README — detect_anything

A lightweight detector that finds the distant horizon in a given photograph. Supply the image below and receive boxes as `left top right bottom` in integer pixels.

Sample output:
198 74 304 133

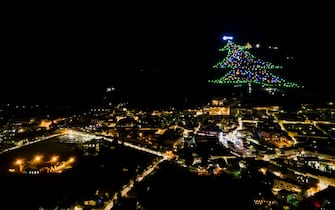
1 83 334 110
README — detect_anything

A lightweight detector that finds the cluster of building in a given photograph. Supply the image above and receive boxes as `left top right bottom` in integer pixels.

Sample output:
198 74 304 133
1 95 335 209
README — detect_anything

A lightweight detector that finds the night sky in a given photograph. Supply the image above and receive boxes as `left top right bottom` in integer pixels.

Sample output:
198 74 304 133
0 1 332 107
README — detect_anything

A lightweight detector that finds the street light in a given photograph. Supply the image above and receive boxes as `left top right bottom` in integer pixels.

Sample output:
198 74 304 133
15 159 23 165
50 156 59 162
69 157 75 163
34 155 42 163
15 159 24 173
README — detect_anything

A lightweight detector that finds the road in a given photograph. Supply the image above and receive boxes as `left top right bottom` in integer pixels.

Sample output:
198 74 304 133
104 157 167 210
0 133 62 155
65 129 169 158
65 129 171 210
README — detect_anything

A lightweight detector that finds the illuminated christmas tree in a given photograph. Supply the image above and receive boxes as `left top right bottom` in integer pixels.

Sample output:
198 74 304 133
208 38 303 92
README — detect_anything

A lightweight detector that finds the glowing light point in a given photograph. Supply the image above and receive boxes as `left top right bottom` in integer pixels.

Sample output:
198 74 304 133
222 35 234 41
51 156 59 162
69 157 75 163
16 159 23 165
34 155 42 162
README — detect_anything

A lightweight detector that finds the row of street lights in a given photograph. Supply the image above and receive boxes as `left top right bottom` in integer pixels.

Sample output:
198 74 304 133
15 155 59 166
13 155 75 173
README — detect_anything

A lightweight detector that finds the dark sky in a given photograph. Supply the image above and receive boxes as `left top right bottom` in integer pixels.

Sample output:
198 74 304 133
0 1 332 106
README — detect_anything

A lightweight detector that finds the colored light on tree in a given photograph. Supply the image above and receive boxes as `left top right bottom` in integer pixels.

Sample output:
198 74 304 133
208 40 303 89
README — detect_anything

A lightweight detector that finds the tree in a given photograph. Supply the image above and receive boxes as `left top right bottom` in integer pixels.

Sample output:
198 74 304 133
208 40 303 92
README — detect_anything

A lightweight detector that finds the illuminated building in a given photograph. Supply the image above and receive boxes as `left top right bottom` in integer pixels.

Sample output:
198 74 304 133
208 107 230 116
203 98 231 116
